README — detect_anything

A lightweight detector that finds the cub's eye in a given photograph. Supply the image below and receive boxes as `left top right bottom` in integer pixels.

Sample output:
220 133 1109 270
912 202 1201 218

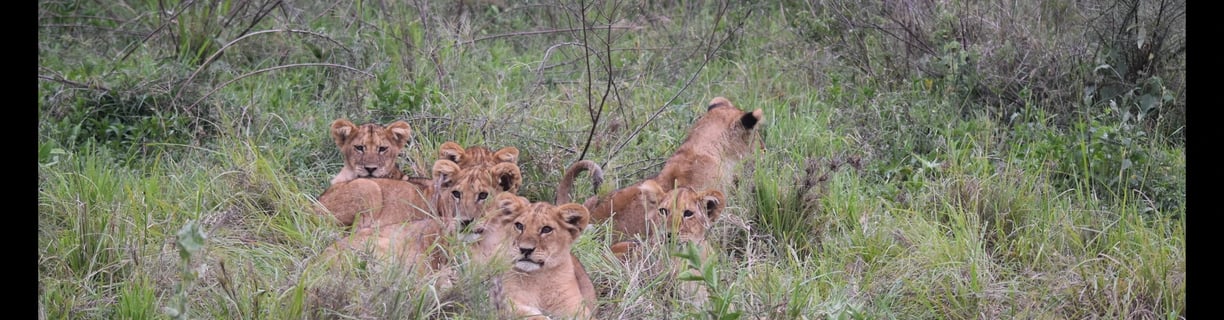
478 192 489 201
541 226 553 234
683 210 695 218
658 208 670 216
378 146 388 153
451 191 461 198
514 222 524 231
354 145 364 152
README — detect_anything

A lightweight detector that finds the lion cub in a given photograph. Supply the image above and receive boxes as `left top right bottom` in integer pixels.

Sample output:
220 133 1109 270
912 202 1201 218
326 118 413 185
438 141 520 169
316 118 428 227
314 122 523 275
609 186 725 258
584 96 761 242
473 193 597 320
430 141 526 232
609 186 726 306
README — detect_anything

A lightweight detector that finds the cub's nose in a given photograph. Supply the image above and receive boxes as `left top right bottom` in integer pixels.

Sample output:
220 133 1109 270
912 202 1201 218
519 247 535 256
364 167 377 175
460 219 473 231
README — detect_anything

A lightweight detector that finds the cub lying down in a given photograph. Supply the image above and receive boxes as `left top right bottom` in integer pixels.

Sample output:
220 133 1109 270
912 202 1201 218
471 192 597 320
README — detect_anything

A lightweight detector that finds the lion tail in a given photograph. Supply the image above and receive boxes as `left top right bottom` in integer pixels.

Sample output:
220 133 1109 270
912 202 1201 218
555 160 604 204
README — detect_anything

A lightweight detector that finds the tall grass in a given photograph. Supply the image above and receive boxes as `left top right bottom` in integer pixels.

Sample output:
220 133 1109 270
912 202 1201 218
38 0 1183 319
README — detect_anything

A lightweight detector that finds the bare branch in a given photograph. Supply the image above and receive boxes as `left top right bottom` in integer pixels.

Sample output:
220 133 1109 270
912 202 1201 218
604 1 750 166
111 0 199 70
38 74 111 92
455 24 640 46
175 28 354 102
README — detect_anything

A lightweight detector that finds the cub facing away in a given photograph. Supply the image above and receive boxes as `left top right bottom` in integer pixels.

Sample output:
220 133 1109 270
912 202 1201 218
585 96 762 241
474 192 597 320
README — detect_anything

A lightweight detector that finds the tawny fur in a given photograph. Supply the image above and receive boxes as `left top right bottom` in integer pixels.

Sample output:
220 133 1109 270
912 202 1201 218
474 193 597 320
315 131 542 289
554 160 605 204
583 96 762 242
610 186 726 307
438 141 520 169
327 119 413 185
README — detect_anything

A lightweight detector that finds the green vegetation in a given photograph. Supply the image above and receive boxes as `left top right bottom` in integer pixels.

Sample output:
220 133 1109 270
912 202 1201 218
38 0 1184 318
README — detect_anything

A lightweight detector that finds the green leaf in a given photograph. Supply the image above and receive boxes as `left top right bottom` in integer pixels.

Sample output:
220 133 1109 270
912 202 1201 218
719 312 742 320
679 266 705 280
176 220 206 260
1139 94 1160 114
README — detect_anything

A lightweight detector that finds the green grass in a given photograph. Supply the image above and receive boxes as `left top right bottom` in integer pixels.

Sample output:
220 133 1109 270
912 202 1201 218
38 0 1184 319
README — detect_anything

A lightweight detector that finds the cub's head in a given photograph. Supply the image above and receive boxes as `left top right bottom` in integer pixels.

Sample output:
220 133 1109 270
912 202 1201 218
467 192 531 264
330 118 412 180
432 160 523 232
652 187 725 245
438 141 520 168
507 200 590 273
687 97 765 157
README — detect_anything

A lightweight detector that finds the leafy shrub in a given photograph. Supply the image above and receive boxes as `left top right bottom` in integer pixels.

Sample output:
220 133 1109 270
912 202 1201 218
47 91 216 159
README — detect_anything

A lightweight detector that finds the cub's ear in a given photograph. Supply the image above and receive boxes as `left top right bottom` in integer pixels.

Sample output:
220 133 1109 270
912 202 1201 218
637 179 665 207
707 96 733 111
699 190 726 223
495 192 526 216
330 119 357 147
432 160 461 189
740 108 763 130
385 121 413 146
494 146 520 164
438 142 466 164
491 162 523 193
556 203 591 236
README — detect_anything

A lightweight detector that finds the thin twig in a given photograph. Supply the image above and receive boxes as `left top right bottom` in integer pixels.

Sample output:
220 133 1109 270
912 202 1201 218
455 25 640 46
578 0 600 161
112 0 198 71
585 0 622 161
38 74 111 92
38 24 147 36
507 131 579 155
536 42 584 82
236 0 283 37
185 63 373 113
604 2 750 166
175 28 354 102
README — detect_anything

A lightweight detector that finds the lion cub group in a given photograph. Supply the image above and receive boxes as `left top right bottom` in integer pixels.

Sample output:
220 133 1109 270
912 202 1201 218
314 97 763 319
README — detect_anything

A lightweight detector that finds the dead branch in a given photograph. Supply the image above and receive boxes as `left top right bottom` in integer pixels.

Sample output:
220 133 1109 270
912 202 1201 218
455 24 641 46
604 1 750 167
176 28 354 102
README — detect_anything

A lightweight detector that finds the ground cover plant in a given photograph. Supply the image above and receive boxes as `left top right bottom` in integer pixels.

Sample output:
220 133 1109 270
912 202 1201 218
38 0 1184 318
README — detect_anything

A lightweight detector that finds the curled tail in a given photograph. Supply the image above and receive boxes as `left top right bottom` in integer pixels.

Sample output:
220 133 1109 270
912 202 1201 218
555 160 604 204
